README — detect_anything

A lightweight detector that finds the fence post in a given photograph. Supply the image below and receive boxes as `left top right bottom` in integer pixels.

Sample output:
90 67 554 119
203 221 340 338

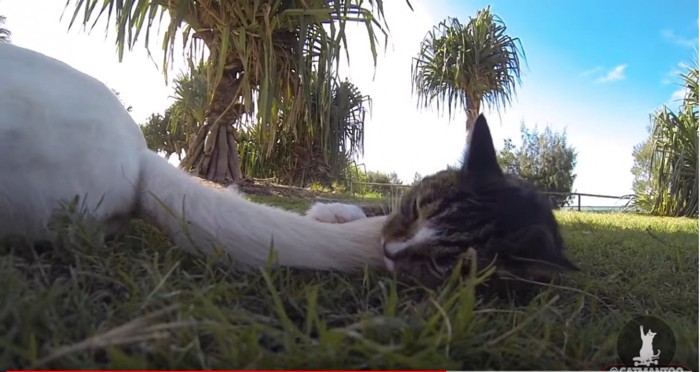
577 194 581 211
350 182 354 196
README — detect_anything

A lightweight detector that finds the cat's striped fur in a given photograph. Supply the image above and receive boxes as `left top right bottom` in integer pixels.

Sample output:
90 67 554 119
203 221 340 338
309 115 580 291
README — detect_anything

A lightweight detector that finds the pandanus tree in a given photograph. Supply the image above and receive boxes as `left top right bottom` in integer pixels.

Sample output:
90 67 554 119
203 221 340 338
325 77 370 181
139 63 207 162
411 6 525 142
239 71 371 186
646 59 699 217
65 0 411 184
0 15 11 43
141 61 370 186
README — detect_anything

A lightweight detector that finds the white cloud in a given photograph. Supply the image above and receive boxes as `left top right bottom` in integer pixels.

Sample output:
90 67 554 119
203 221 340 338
661 66 682 85
670 88 687 101
580 66 603 77
595 64 628 84
661 29 699 48
665 87 688 110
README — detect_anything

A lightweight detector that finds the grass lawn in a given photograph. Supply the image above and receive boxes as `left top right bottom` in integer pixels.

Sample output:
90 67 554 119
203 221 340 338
1 194 697 370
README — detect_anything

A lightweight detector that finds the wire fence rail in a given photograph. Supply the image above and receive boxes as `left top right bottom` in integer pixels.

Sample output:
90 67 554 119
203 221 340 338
348 181 636 213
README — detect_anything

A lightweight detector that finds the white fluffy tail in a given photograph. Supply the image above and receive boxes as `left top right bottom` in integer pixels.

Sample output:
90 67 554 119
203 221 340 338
135 150 386 271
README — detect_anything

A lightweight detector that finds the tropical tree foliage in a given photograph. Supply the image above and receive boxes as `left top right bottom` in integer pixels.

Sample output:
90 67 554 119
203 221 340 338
497 123 578 209
345 167 403 195
169 62 210 139
65 0 410 184
138 64 207 162
239 73 372 186
141 108 189 161
633 60 698 217
366 170 402 186
411 6 525 141
630 125 658 212
141 63 371 186
0 15 11 43
411 172 424 185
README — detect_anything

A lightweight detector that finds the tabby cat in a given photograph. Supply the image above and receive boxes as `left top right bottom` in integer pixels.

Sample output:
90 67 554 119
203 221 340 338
309 114 580 290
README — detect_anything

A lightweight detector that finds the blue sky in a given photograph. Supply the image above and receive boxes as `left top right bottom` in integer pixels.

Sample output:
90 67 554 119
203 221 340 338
2 0 698 206
457 0 698 112
336 0 698 203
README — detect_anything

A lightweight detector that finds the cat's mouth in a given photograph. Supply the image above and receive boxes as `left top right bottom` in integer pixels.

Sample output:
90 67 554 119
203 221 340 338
380 245 454 289
381 238 417 272
381 226 440 272
382 239 412 258
381 238 434 274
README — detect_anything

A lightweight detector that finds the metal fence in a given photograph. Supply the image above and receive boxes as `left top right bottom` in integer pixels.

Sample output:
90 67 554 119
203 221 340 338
349 181 636 213
541 191 635 212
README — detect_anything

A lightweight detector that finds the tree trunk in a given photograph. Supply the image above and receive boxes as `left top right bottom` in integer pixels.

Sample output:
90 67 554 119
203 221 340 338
179 71 244 185
465 95 482 145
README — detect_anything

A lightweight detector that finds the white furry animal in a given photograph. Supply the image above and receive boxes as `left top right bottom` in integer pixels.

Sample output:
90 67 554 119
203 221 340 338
0 43 387 272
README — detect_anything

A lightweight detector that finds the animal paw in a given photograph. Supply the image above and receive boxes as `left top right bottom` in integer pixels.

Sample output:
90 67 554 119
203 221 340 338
305 202 367 224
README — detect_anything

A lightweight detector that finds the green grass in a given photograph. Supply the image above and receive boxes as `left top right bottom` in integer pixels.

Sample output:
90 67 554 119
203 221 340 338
1 195 697 370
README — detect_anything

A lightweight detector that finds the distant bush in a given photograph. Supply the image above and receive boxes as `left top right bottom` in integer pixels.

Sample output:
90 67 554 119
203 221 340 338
343 164 403 196
497 123 578 209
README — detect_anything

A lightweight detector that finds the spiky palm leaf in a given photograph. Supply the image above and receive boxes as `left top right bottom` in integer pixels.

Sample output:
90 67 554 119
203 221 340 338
169 62 209 138
64 0 408 183
330 80 369 156
241 71 370 186
411 6 524 136
0 15 11 43
648 59 699 217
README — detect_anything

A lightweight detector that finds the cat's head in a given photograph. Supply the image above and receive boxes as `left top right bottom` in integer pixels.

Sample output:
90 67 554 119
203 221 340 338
644 328 657 338
381 114 579 290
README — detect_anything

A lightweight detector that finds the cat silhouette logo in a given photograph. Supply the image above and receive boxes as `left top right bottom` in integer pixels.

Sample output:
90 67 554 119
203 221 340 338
603 315 692 371
633 325 660 366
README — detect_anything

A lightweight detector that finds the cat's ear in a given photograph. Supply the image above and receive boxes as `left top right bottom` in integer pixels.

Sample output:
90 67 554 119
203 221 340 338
459 114 504 189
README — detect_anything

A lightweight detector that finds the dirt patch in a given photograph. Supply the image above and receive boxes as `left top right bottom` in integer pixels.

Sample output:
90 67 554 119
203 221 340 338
237 180 321 198
193 177 229 192
193 177 321 198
